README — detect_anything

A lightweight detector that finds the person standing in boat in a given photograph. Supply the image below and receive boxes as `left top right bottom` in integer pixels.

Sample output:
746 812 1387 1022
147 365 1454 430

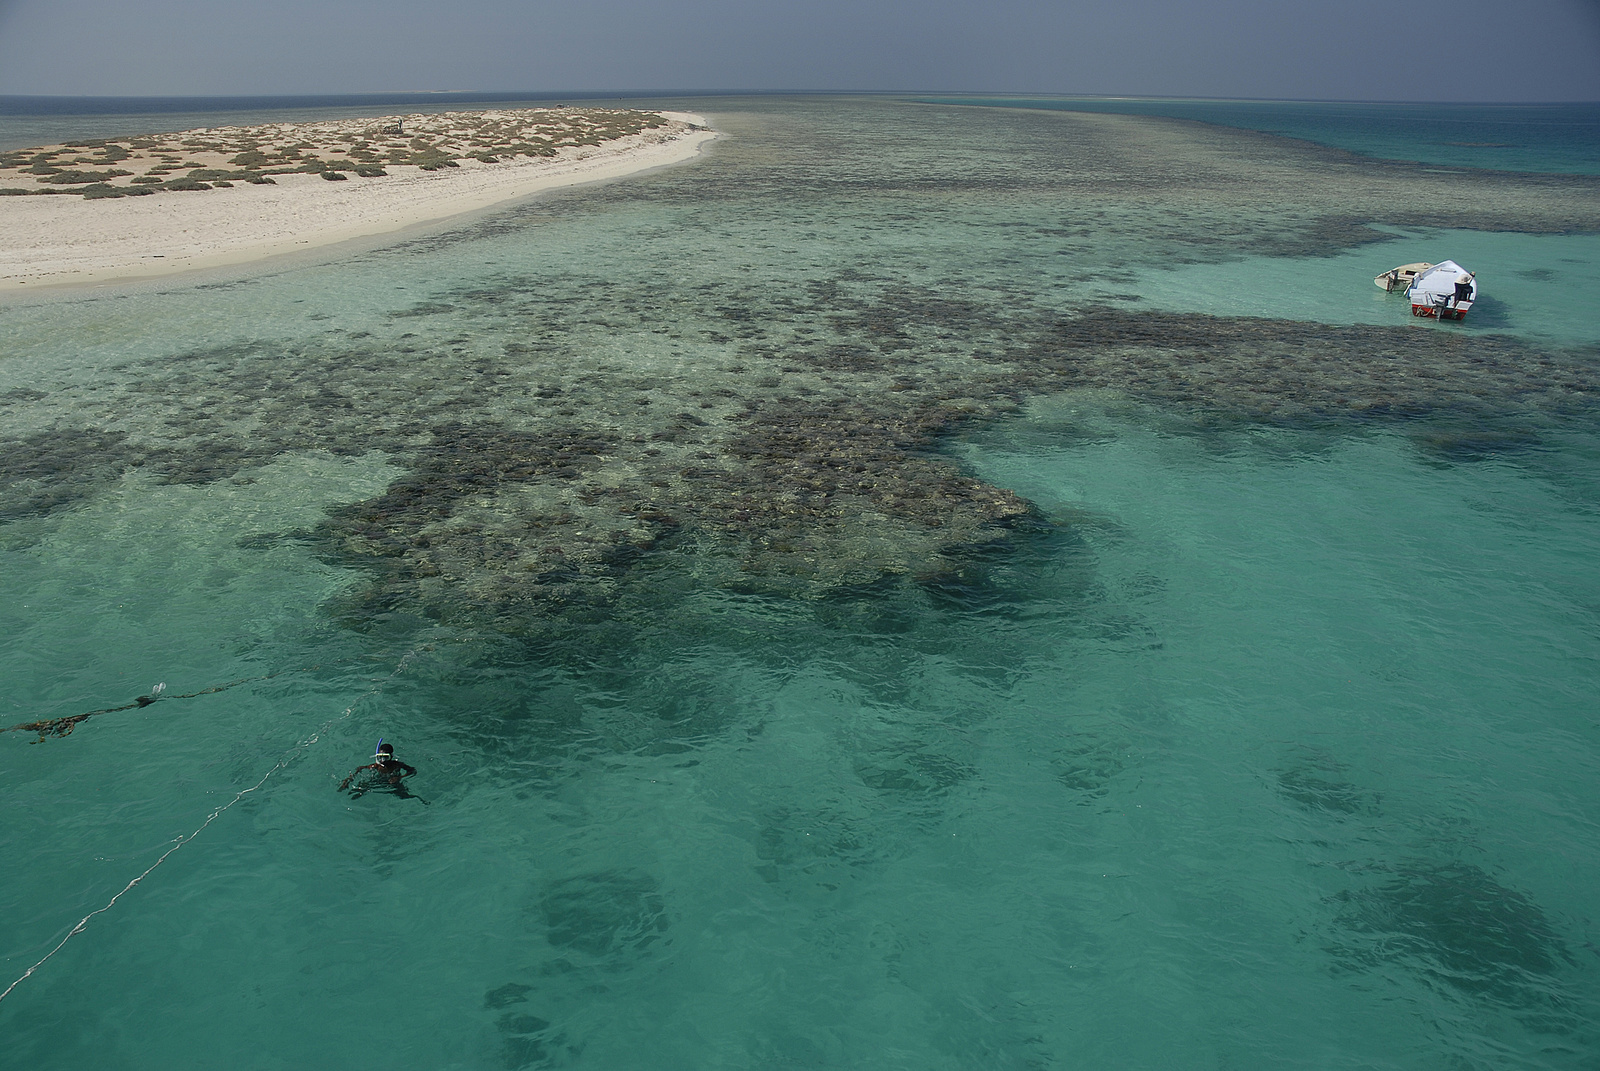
1453 272 1474 307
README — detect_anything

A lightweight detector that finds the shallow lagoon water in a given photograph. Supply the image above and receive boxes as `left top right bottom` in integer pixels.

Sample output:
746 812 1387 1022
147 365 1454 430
3 96 1599 1069
1120 228 1600 345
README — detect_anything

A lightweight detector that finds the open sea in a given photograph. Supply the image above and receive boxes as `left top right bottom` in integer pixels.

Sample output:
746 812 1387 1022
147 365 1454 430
2 94 1599 1069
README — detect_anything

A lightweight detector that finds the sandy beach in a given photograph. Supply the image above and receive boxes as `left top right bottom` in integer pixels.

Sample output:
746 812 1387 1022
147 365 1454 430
0 110 714 290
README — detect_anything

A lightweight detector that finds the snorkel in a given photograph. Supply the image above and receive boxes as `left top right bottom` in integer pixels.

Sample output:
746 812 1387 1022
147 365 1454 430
373 737 386 760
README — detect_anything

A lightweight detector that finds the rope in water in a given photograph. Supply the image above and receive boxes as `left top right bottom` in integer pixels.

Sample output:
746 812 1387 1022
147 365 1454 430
3 673 293 740
0 649 424 1006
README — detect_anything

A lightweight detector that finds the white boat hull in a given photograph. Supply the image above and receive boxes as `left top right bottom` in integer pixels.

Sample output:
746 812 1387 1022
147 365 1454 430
1405 259 1476 321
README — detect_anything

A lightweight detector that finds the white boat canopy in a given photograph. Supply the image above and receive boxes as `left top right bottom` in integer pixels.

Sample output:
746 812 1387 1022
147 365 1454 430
1407 260 1476 304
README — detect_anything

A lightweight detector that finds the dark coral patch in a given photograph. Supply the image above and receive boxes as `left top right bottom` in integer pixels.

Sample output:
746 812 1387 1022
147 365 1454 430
1328 861 1575 1008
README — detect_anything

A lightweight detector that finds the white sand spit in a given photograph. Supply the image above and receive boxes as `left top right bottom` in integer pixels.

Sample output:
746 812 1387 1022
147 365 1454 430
0 111 715 290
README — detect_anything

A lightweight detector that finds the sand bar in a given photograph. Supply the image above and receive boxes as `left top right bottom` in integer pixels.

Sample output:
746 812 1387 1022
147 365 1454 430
0 110 715 290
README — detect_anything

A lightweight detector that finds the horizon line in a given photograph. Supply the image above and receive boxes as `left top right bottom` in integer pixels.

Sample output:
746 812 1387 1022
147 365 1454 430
1 89 1598 109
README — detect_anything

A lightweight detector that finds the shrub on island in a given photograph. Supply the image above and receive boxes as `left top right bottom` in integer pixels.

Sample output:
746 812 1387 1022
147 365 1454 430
38 169 135 184
0 108 684 199
80 182 153 198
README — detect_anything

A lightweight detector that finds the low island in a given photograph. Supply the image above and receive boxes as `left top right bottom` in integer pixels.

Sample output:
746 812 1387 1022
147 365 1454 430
0 107 715 289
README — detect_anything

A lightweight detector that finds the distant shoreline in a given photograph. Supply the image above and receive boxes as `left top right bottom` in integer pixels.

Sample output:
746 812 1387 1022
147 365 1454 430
0 110 716 292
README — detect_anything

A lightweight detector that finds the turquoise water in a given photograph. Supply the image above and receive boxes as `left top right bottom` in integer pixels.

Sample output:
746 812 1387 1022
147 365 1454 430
3 96 1600 1068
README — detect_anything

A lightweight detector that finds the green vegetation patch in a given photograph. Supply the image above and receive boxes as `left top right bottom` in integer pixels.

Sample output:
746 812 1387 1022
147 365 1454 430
38 169 134 185
0 108 685 199
80 182 154 199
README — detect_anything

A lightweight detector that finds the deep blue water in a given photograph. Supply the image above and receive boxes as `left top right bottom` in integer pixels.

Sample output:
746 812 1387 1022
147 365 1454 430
0 91 640 116
0 91 696 151
916 96 1600 175
9 91 1599 175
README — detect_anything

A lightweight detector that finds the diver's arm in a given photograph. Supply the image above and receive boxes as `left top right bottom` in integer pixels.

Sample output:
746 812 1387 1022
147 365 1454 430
338 762 377 790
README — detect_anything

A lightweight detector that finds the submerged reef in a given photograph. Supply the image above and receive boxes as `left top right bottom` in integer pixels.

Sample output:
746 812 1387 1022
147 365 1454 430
3 100 1598 634
1327 860 1577 1015
5 292 1592 635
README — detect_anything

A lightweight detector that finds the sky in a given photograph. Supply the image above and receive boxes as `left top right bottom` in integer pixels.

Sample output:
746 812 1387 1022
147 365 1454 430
0 0 1597 102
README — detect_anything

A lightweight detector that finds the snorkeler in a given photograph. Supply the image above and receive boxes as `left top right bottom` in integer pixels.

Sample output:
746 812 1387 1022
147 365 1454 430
339 739 425 802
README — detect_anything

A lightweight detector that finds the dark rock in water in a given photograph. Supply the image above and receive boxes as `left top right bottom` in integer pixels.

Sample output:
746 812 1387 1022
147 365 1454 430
484 982 534 1009
1276 768 1369 816
1327 860 1575 1008
1274 747 1377 816
855 746 976 798
1054 730 1138 802
0 428 135 521
1001 306 1596 427
755 804 876 888
496 1011 562 1070
540 870 669 959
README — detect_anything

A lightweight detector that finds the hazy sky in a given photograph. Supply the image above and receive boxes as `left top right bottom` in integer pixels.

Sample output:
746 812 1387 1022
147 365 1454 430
0 0 1597 101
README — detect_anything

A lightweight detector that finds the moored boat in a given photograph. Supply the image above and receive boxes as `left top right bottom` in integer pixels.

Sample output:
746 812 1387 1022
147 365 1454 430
1406 260 1477 320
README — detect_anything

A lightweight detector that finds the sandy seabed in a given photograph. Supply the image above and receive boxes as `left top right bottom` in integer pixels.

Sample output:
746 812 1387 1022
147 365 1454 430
0 112 714 291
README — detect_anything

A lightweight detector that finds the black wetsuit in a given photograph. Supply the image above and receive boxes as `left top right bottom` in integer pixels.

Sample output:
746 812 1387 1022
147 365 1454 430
340 757 422 801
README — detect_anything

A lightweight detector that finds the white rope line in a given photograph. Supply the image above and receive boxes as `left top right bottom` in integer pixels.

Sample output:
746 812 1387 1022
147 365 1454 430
0 763 279 1003
0 651 420 1005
